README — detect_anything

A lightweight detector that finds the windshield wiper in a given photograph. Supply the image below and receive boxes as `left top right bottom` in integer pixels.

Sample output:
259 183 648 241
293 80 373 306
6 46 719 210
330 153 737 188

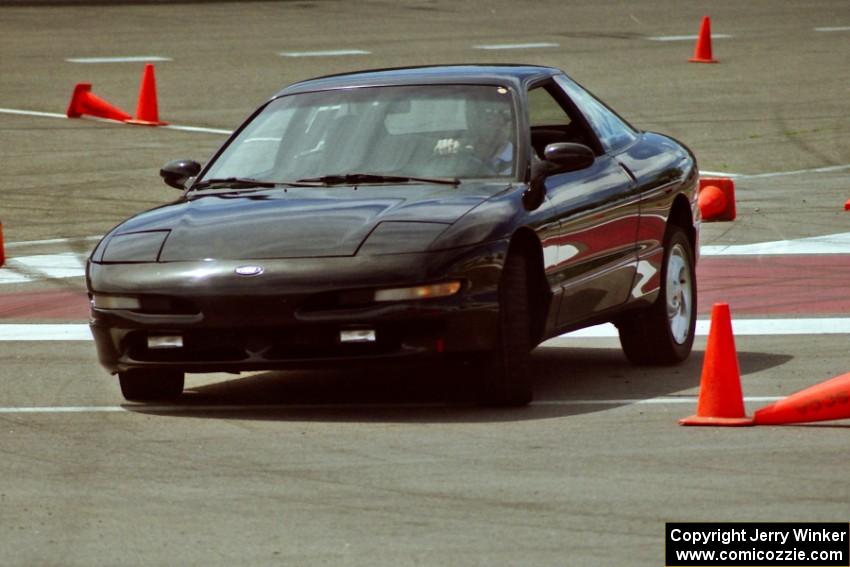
192 177 322 191
192 177 277 190
296 173 460 186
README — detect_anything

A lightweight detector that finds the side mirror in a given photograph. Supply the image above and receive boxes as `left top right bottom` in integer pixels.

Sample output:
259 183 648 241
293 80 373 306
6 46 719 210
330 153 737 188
525 143 595 210
542 142 595 173
531 142 595 183
160 159 201 190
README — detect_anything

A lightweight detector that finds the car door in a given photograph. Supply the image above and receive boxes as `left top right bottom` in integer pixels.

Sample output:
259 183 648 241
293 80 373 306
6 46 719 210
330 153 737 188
528 79 641 326
555 74 694 303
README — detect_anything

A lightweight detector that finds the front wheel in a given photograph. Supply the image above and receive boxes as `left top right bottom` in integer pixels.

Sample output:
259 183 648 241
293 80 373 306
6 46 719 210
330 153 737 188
618 227 696 365
478 251 534 406
118 369 185 402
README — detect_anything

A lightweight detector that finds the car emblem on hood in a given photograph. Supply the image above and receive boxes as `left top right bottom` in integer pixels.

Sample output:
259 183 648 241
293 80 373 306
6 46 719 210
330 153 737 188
235 265 264 276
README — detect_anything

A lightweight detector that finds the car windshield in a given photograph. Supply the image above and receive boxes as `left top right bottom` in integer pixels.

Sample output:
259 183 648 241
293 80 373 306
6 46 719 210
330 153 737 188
199 84 517 186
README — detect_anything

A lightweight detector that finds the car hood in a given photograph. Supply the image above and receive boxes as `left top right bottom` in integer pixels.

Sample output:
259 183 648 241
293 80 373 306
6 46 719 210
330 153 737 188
105 182 511 261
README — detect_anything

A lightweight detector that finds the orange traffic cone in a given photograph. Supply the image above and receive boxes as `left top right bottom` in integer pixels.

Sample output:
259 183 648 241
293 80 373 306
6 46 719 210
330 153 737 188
754 372 850 425
0 221 5 267
699 177 736 221
698 185 727 220
680 303 753 426
66 83 132 121
126 64 167 126
689 16 718 63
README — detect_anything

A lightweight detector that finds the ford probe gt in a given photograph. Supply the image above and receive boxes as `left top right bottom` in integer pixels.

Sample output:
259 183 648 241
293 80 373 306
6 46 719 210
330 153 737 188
87 65 700 405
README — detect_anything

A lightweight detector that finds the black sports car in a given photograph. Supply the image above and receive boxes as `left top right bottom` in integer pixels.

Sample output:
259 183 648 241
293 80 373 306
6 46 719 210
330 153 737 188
87 64 700 406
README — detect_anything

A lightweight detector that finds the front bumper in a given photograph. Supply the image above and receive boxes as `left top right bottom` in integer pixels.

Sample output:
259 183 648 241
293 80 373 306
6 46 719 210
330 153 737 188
88 243 507 373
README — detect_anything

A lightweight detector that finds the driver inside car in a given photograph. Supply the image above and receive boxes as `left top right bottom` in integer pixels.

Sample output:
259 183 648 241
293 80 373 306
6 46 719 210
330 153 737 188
432 98 514 176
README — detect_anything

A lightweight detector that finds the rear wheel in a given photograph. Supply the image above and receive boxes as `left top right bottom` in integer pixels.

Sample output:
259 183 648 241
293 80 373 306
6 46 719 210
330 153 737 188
479 251 534 406
118 369 184 402
618 226 696 365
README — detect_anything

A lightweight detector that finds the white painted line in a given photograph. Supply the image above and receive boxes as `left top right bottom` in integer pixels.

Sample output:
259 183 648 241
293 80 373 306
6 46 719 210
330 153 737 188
0 253 87 285
0 325 92 341
737 163 850 179
0 406 125 414
0 403 445 414
473 42 560 50
701 163 850 180
0 396 785 414
0 272 45 286
0 107 67 119
0 108 120 125
162 124 232 135
646 34 732 41
5 235 102 249
65 56 173 64
4 318 850 342
279 49 371 57
814 26 850 32
701 232 850 256
0 108 230 135
558 318 850 339
3 104 848 184
3 105 847 183
699 169 740 178
700 163 850 180
731 318 850 336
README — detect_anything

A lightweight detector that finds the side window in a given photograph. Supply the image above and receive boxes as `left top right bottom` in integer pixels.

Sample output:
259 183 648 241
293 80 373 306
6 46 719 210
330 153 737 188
527 85 593 158
553 75 637 153
528 87 572 127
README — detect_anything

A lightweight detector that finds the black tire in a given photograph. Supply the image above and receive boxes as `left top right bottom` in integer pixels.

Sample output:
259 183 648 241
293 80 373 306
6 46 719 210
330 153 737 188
479 251 534 406
618 226 696 365
118 369 185 402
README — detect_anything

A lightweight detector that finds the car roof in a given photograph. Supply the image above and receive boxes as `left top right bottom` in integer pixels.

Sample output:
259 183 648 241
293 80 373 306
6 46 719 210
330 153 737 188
275 64 562 96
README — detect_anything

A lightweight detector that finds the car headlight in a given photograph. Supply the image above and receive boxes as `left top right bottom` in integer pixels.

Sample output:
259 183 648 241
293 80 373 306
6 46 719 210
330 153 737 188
91 294 141 310
358 222 450 255
98 230 170 263
373 281 462 302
